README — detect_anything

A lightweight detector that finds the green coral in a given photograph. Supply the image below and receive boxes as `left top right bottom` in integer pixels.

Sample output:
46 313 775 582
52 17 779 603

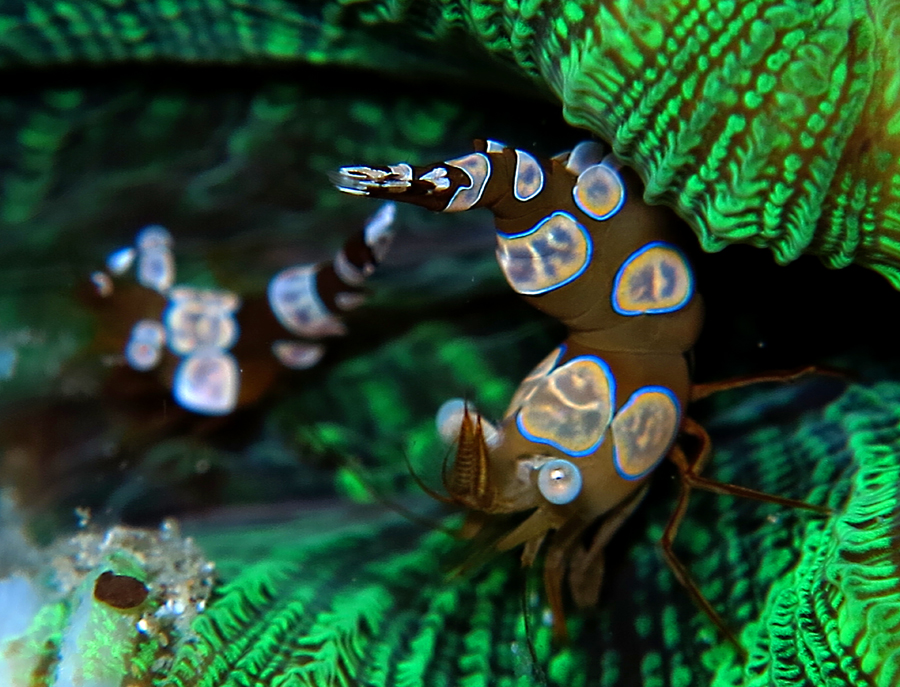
0 0 446 74
396 0 900 287
0 2 899 686
4 1 900 284
165 510 553 687
732 384 900 686
127 379 897 686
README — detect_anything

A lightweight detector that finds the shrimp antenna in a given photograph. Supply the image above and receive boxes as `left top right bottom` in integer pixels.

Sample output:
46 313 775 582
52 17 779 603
338 455 459 537
402 445 457 506
519 564 550 686
690 364 848 402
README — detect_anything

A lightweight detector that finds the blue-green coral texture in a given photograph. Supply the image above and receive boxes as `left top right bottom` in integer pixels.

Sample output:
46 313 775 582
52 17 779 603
151 379 899 687
0 1 899 686
3 0 900 285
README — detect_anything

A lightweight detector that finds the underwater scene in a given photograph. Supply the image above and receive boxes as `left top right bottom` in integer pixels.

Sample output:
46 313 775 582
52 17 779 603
1 2 899 685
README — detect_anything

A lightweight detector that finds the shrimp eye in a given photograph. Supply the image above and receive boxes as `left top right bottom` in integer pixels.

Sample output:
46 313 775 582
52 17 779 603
537 459 582 505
